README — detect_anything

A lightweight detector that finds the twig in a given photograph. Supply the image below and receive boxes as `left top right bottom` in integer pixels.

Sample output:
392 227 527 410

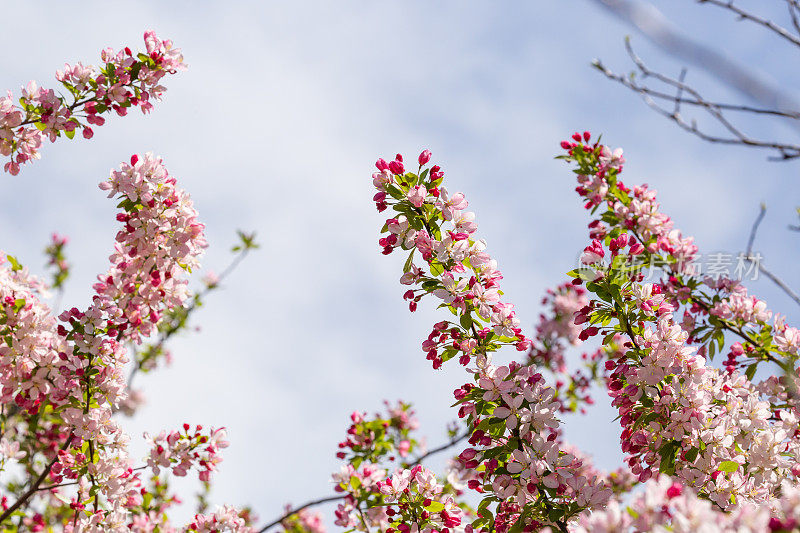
673 67 687 117
590 0 800 116
787 0 800 37
126 246 252 389
257 496 344 533
592 40 800 160
34 466 148 493
0 435 73 525
743 204 800 307
256 430 470 532
697 0 800 48
593 64 800 118
745 203 767 255
406 430 469 467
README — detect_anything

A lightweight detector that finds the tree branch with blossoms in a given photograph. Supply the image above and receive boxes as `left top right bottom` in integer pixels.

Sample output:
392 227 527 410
0 34 257 532
0 31 184 175
125 229 259 393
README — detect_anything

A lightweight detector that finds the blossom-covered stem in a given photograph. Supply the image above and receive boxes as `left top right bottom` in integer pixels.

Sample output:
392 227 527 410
563 132 800 506
257 496 345 533
0 434 73 525
612 297 642 353
623 222 786 371
34 465 147 493
1 31 185 175
126 232 256 388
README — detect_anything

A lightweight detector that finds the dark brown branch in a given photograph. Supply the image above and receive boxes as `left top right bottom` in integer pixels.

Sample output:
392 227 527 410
406 430 469 468
257 496 344 533
256 430 469 532
0 435 73 525
697 0 800 48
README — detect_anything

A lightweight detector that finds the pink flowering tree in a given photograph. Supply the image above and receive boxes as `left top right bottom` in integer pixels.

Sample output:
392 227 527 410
268 138 800 533
3 30 800 533
0 32 259 532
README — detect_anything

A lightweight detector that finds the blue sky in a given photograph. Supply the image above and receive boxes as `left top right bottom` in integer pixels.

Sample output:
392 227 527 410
0 1 798 526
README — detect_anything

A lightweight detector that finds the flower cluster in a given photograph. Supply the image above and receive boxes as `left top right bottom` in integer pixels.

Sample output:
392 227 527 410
377 465 463 533
526 283 609 414
0 255 66 414
332 461 391 530
562 133 800 510
375 151 616 532
186 504 254 533
336 400 421 465
94 152 207 343
574 475 800 532
324 393 480 532
373 152 529 370
280 506 326 533
454 358 612 531
145 425 229 482
1 31 184 175
0 38 263 532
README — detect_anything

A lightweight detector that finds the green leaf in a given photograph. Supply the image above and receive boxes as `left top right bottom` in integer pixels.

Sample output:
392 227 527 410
718 461 739 473
403 249 415 273
65 128 75 140
425 501 444 513
460 313 473 330
508 517 524 533
6 255 22 271
684 447 700 462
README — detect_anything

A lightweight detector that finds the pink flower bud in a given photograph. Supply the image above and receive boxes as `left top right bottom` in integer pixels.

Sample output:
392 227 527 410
418 149 432 166
388 160 404 175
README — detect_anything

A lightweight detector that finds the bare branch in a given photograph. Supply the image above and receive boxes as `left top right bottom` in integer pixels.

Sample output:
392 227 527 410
592 40 800 160
745 203 767 256
255 430 470 532
126 244 253 389
743 204 800 307
786 0 800 37
0 436 74 525
673 67 687 116
595 65 800 118
257 495 345 533
697 0 800 48
405 430 469 468
590 0 800 121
